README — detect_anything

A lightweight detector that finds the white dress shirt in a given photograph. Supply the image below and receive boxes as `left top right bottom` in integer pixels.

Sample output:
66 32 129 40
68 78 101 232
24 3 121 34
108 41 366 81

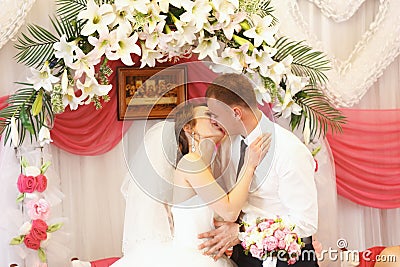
221 113 318 238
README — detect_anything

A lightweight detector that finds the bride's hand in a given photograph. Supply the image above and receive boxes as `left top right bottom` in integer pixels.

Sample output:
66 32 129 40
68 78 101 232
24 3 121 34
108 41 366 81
247 133 271 169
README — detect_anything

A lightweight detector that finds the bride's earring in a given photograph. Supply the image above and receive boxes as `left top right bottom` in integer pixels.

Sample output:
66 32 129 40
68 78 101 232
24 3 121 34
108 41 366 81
191 131 196 152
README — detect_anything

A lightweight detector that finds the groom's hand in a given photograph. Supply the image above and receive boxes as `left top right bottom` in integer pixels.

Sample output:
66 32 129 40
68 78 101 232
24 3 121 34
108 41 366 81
197 219 240 261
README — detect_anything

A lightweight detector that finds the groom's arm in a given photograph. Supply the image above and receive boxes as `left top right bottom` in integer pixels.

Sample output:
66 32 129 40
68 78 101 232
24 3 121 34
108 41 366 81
197 220 240 260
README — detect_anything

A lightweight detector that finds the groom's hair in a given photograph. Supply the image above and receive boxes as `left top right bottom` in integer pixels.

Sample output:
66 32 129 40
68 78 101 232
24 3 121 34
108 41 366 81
205 74 258 110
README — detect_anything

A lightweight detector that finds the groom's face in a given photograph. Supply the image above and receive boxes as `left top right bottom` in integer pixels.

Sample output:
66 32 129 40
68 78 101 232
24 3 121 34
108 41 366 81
206 98 244 136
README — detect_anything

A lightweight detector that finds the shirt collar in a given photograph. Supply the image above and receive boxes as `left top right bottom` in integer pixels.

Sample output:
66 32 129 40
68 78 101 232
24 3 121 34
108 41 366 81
242 113 266 145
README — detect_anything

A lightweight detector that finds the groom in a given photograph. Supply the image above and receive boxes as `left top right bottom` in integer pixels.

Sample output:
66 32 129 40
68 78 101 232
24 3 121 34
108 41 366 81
198 73 319 267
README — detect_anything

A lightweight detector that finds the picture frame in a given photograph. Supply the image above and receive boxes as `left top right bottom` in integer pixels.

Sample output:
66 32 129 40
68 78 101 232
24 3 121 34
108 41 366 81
117 66 187 120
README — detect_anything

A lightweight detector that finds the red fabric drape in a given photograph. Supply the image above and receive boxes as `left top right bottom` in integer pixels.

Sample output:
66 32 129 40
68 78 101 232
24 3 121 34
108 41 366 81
0 95 8 110
327 108 400 209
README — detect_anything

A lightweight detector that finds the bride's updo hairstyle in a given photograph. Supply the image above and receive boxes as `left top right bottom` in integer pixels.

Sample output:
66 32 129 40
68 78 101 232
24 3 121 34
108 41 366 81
174 102 200 163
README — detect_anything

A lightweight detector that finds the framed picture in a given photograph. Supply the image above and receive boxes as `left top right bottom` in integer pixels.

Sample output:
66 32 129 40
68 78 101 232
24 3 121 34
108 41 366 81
117 66 187 120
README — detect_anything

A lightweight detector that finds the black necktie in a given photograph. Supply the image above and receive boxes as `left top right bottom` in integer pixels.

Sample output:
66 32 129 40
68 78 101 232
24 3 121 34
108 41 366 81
236 139 247 181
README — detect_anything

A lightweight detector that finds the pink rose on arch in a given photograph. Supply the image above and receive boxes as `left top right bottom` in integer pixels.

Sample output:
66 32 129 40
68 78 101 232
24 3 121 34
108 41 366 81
263 235 278 251
28 199 50 220
17 174 37 193
274 229 286 240
249 244 264 260
30 219 48 241
35 174 48 193
23 233 41 250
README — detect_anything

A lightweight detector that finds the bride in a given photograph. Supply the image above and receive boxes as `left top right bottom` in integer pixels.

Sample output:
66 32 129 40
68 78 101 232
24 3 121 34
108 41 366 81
111 102 271 267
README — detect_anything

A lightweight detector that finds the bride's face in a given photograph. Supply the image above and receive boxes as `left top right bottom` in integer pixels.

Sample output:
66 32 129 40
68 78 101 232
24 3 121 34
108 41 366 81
192 106 225 143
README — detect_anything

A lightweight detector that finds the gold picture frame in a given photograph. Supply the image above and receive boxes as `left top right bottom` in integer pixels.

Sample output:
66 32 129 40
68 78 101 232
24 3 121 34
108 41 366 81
117 66 187 120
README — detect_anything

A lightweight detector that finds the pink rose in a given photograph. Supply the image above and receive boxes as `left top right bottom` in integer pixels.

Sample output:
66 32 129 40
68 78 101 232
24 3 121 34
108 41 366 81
258 221 271 231
249 244 264 260
23 233 41 250
278 239 286 249
35 175 48 193
263 235 278 251
31 219 48 241
287 257 297 265
274 229 286 240
17 174 37 193
288 242 301 254
28 199 50 220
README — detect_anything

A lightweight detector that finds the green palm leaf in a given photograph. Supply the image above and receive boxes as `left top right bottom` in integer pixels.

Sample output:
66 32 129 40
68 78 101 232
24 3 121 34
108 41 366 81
292 87 345 140
14 24 59 68
56 0 87 21
273 37 330 86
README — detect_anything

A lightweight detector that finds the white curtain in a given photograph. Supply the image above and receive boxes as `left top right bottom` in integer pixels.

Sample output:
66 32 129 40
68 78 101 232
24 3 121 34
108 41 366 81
0 0 399 266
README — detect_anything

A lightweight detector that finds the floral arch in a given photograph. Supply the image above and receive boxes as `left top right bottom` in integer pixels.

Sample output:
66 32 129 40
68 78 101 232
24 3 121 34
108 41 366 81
0 0 345 264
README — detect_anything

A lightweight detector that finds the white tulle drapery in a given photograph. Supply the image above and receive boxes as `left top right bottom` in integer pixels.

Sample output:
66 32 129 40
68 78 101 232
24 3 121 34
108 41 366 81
0 0 399 266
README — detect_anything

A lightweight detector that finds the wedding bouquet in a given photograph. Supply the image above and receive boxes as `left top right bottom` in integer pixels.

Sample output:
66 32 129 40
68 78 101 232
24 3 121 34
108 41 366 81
239 217 304 265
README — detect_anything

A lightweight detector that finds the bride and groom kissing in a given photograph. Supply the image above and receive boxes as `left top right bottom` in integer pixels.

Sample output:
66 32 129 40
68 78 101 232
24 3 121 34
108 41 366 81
111 73 318 267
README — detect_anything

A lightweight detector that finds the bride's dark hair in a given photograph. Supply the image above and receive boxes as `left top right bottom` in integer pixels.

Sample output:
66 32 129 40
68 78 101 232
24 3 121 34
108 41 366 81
174 102 204 164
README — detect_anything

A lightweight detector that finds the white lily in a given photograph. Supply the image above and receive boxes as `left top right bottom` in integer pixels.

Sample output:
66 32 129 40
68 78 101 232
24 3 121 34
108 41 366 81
70 48 101 79
174 20 197 45
10 116 19 147
78 0 116 36
192 32 220 60
139 21 170 50
62 88 81 110
38 125 53 147
247 47 275 77
106 32 141 66
247 72 272 105
146 2 166 33
180 0 212 33
115 0 150 14
303 116 311 145
27 62 60 92
61 70 69 95
212 47 244 73
88 29 118 58
212 0 238 26
158 31 193 61
76 75 112 104
221 12 246 40
111 6 135 34
53 34 78 67
140 45 163 68
157 0 171 12
243 14 278 47
287 73 309 96
272 90 302 118
169 0 193 9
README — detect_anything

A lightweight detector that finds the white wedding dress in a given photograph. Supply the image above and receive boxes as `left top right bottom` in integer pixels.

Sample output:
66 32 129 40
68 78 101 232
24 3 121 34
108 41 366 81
110 195 235 267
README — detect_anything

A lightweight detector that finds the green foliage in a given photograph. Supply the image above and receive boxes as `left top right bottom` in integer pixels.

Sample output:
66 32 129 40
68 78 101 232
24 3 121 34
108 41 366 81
0 86 53 146
9 235 25 245
14 25 59 68
239 0 278 25
292 87 346 139
274 37 331 86
56 0 87 21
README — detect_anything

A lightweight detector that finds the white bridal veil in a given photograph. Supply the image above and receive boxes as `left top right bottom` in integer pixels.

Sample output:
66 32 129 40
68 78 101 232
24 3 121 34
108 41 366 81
120 120 177 254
